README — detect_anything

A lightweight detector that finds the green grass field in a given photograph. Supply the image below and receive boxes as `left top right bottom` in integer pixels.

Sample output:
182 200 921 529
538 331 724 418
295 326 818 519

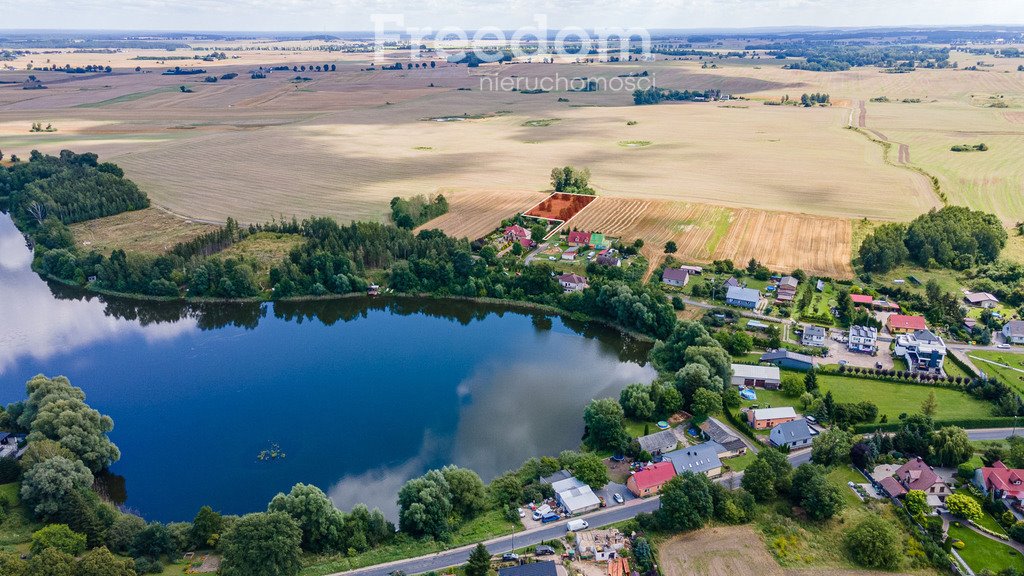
0 482 39 553
948 524 1024 573
739 373 993 422
826 466 866 507
969 351 1024 395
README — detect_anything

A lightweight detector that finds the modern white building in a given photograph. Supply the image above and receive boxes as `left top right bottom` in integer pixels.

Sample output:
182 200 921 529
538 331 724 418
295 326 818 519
848 325 878 354
801 325 826 347
894 329 947 374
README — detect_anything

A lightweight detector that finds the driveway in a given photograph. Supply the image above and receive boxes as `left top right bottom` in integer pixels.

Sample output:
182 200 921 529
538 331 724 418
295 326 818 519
823 333 893 370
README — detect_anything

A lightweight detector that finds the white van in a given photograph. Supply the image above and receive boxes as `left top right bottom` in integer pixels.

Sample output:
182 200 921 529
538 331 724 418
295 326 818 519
532 505 552 520
566 519 589 532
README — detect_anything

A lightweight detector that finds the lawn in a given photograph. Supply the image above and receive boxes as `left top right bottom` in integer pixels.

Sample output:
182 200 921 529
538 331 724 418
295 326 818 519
870 265 963 296
826 466 866 507
722 450 756 472
0 482 40 553
948 524 1024 573
300 508 519 576
969 351 1024 395
816 374 993 421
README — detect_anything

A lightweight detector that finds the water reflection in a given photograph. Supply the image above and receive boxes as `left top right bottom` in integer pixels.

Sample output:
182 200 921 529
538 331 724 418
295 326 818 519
0 213 655 521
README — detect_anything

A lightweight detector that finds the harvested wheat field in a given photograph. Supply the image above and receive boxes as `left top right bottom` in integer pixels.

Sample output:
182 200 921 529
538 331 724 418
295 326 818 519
658 526 918 576
415 189 546 240
67 208 217 255
712 209 854 278
569 197 731 261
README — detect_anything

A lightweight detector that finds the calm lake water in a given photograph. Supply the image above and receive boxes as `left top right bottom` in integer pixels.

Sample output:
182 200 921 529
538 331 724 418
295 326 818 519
0 213 655 522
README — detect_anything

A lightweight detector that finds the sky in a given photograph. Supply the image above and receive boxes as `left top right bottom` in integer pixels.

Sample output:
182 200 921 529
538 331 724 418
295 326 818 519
0 0 1022 33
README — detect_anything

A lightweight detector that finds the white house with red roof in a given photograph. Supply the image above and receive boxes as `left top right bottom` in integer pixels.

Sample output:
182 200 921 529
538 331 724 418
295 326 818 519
558 273 589 292
504 225 531 243
975 461 1024 503
567 231 591 247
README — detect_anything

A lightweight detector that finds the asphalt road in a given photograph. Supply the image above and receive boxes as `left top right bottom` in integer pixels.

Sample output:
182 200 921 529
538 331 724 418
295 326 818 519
331 449 815 576
334 430 1020 576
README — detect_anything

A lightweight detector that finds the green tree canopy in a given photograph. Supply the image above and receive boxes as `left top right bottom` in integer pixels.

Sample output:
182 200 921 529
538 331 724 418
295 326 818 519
844 516 902 570
583 398 628 452
811 428 854 466
465 543 492 576
220 512 303 576
20 456 93 520
30 524 86 556
657 473 714 531
932 426 972 467
945 492 982 521
76 547 136 576
441 466 488 520
397 469 453 540
267 483 345 553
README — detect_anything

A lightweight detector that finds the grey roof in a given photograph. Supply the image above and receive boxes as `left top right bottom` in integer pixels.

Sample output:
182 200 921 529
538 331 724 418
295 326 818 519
779 276 799 288
551 476 586 494
760 349 815 366
558 484 600 512
1005 320 1024 337
662 268 689 283
663 443 723 475
966 292 998 303
699 417 746 453
770 419 813 445
731 363 781 381
803 325 826 338
913 329 942 343
726 285 760 303
725 277 740 287
637 429 679 454
499 562 559 576
540 470 573 485
849 325 877 339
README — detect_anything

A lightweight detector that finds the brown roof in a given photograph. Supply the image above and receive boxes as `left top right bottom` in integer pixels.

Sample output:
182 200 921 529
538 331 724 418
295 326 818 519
896 458 940 491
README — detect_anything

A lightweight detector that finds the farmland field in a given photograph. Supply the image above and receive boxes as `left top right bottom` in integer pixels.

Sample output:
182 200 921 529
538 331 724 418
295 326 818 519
414 189 545 240
524 192 596 221
712 210 854 278
67 207 217 255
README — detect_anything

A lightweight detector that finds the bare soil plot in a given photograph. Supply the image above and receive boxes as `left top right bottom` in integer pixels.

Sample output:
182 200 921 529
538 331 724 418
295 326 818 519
658 526 918 576
712 209 854 278
525 192 596 221
67 208 217 255
415 189 546 240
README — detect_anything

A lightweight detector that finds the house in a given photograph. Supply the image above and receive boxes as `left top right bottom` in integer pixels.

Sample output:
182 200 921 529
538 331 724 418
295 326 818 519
887 457 950 506
801 325 826 347
661 268 689 287
848 325 878 354
850 293 874 308
626 461 676 497
815 279 825 291
698 417 748 457
552 476 601 515
873 299 901 312
965 292 1000 308
747 320 769 330
975 461 1024 503
726 286 760 309
596 254 621 267
636 429 679 456
759 350 815 371
558 273 588 292
504 225 531 243
887 314 928 334
776 276 799 302
680 265 703 275
964 317 978 331
747 406 797 430
590 233 608 249
567 231 591 246
894 330 946 374
576 529 625 561
561 248 578 261
499 562 558 576
731 363 781 390
724 277 741 289
663 442 724 478
769 419 813 449
1004 320 1024 344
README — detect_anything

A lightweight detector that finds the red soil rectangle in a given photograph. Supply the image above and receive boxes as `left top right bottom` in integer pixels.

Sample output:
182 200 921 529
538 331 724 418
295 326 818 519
525 192 596 222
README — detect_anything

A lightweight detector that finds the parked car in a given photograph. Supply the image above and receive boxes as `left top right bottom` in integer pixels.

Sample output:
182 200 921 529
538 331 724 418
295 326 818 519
518 508 526 518
805 415 817 424
532 504 552 520
541 512 560 524
502 553 519 562
998 343 1012 349
613 493 624 504
535 545 555 556
548 256 556 261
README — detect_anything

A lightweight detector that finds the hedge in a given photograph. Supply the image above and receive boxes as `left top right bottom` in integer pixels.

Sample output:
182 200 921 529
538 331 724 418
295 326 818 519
946 351 981 379
724 407 761 443
853 417 1017 434
823 365 967 391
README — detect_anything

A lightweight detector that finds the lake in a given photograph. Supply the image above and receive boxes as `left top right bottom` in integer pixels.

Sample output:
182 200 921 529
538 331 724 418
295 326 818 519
0 213 655 522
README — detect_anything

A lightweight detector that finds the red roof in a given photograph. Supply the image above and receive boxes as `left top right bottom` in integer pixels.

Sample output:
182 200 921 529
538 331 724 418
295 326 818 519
879 476 906 497
981 461 1024 500
896 458 940 491
505 225 530 239
887 314 927 331
567 231 591 244
518 238 534 248
630 462 676 490
850 294 874 305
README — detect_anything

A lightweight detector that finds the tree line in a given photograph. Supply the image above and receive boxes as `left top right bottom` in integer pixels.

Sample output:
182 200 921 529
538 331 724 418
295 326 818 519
632 87 722 105
390 194 449 229
859 206 1007 272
